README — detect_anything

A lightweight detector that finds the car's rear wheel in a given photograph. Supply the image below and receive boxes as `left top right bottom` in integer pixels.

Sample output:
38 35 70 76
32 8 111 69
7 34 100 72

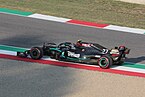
30 47 43 60
98 55 113 69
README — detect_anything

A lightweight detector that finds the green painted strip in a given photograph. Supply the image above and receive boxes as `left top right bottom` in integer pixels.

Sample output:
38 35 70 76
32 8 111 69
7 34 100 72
0 45 27 52
0 8 33 16
122 62 145 69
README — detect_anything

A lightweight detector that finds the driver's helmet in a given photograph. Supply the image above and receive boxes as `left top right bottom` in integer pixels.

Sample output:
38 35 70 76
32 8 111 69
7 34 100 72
76 39 82 46
119 45 126 51
77 39 82 43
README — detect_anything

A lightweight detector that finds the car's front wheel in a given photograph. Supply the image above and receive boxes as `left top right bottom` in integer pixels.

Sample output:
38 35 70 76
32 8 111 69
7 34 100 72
98 55 113 69
30 47 43 60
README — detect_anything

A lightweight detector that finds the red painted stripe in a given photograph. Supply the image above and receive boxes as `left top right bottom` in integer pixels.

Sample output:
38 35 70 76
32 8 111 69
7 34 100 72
67 20 109 28
0 54 145 78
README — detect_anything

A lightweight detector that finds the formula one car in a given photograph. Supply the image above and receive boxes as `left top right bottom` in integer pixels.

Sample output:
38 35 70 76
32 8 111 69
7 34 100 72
17 41 130 69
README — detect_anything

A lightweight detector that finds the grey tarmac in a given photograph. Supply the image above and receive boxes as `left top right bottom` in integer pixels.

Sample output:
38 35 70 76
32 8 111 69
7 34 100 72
0 13 145 64
1 58 145 97
0 13 145 97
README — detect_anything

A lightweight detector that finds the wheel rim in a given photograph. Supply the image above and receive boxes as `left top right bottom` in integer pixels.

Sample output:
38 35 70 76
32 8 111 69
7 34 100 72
31 48 40 58
32 51 38 56
99 57 109 67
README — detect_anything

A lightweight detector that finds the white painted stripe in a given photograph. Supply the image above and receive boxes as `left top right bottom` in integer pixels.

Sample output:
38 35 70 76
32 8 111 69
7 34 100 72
112 66 145 74
0 50 97 67
28 13 71 23
104 25 145 34
41 57 145 72
42 57 54 60
0 50 17 56
42 57 99 67
28 14 145 35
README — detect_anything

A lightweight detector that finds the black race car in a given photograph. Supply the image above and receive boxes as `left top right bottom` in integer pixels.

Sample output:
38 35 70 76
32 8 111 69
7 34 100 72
17 41 130 69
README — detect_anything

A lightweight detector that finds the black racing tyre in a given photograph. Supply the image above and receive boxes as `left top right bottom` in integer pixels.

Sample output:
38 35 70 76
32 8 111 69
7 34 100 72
98 55 113 69
30 47 43 60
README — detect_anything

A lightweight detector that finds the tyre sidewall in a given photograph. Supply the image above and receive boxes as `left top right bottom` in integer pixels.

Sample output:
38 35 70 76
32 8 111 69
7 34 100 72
30 47 43 59
98 55 113 69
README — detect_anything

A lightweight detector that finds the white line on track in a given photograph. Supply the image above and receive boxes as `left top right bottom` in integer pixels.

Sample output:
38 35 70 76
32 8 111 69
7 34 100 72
28 13 71 23
0 50 17 56
112 66 145 74
104 25 145 34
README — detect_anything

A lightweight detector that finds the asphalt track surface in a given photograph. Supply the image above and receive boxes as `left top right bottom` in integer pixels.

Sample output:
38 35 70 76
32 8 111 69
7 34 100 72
0 13 145 97
0 13 145 64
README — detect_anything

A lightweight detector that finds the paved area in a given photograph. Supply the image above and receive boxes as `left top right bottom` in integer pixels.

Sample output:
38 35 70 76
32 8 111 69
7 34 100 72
0 13 145 97
1 58 145 97
0 13 145 64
